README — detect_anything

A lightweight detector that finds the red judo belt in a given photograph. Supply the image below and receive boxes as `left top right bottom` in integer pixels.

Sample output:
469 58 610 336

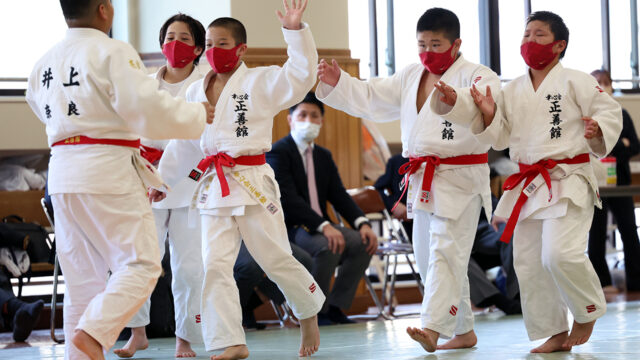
191 153 266 197
52 135 140 149
499 153 590 244
139 145 164 164
392 153 489 212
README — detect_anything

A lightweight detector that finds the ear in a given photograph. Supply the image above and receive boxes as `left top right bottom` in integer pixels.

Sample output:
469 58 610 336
555 40 567 55
97 2 108 21
194 46 203 57
452 38 462 56
236 44 248 58
287 114 294 128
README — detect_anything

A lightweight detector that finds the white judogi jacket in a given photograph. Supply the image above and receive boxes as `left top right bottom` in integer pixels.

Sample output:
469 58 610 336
316 55 500 220
25 28 206 195
186 23 317 213
144 65 207 209
435 63 622 220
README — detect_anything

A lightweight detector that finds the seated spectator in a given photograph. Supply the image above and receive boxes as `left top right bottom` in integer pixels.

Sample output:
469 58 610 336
469 195 520 314
267 92 378 325
234 242 312 330
0 225 44 342
374 153 412 240
588 69 640 293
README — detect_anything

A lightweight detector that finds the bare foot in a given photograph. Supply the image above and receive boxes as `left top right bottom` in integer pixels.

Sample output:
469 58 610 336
113 327 149 358
564 319 596 347
72 329 105 360
406 327 439 353
299 315 320 357
210 345 249 360
530 331 571 353
176 336 196 357
437 330 477 350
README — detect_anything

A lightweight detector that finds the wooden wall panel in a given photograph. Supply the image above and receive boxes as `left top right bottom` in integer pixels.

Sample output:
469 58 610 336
143 49 364 189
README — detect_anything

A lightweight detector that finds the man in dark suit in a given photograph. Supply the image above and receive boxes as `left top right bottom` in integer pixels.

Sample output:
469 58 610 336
267 92 378 325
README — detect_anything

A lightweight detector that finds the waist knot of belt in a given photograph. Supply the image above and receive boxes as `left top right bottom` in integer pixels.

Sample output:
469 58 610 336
499 153 590 243
194 153 266 197
392 153 488 211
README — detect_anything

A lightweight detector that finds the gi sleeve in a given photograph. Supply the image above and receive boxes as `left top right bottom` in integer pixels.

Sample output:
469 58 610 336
254 23 318 111
572 72 622 157
316 68 403 123
107 44 206 140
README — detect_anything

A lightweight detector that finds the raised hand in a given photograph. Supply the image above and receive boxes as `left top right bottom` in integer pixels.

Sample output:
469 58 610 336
470 84 496 127
583 116 602 139
434 81 457 106
202 102 215 124
276 0 308 30
490 215 507 232
318 58 341 87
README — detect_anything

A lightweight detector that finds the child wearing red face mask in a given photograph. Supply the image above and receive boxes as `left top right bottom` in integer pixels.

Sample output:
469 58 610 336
113 13 207 359
316 7 500 353
157 1 325 359
433 11 622 353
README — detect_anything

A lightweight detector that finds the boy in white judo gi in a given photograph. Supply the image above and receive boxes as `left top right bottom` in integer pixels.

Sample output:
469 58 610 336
433 11 622 353
181 0 324 358
25 1 214 359
114 13 207 359
316 7 501 353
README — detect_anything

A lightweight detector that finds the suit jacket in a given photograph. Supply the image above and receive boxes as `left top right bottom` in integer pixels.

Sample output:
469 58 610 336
373 154 408 211
267 134 365 233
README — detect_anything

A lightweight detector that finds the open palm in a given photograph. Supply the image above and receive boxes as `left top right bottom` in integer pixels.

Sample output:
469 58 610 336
470 84 496 126
276 0 308 30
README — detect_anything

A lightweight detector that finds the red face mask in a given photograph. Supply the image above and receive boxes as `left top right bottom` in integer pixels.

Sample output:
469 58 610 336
419 43 456 75
162 40 198 69
520 40 561 70
206 44 244 73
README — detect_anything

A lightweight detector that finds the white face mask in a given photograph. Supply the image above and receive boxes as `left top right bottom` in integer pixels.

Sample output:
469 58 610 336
291 121 321 143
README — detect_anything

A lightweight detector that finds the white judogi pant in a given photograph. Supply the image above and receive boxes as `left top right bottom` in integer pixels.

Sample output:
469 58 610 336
52 192 161 360
200 204 325 351
412 196 482 338
127 206 203 343
513 200 606 340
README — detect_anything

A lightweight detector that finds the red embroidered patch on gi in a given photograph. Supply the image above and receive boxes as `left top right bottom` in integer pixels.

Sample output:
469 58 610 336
595 85 604 93
474 76 482 84
449 305 458 316
189 169 202 181
309 283 317 293
586 304 596 313
195 314 201 323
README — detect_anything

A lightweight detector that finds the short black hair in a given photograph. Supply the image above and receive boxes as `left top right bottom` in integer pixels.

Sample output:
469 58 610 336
208 17 247 46
159 14 206 65
59 0 103 20
416 8 460 43
591 69 612 83
290 92 324 115
527 11 569 58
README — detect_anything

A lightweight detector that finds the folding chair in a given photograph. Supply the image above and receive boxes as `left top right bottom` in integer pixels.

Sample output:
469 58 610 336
347 186 423 318
40 197 64 344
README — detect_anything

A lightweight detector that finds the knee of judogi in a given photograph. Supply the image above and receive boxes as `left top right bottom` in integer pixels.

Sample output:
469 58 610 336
540 240 576 276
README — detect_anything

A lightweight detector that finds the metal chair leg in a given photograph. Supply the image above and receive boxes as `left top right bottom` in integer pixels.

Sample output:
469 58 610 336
269 300 287 328
362 276 391 320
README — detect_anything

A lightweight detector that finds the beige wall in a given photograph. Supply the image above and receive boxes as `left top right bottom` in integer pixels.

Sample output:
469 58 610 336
230 0 349 49
0 99 48 150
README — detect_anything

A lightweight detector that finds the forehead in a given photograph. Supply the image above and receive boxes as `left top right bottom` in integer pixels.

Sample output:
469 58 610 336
207 26 233 39
416 30 452 44
293 103 322 114
526 20 551 32
167 21 191 35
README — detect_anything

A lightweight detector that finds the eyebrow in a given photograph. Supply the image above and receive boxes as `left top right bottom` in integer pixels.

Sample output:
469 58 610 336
167 31 191 36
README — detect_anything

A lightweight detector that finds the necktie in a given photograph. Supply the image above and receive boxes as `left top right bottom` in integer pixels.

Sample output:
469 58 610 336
305 146 323 216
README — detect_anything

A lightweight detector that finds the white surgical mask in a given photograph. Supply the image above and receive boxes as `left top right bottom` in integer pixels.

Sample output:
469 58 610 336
291 121 321 143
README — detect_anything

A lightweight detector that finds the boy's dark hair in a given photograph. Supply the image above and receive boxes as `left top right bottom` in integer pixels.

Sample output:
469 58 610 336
591 69 612 83
159 14 206 65
527 11 569 59
416 8 460 43
208 17 247 46
289 92 325 115
59 0 103 20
